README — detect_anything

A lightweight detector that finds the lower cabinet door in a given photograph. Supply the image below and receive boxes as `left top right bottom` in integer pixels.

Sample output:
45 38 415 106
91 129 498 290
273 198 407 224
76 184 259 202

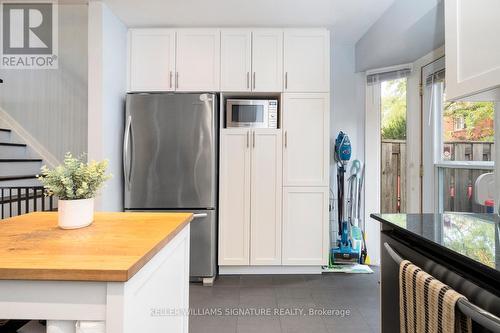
219 129 251 265
250 130 282 265
282 187 329 265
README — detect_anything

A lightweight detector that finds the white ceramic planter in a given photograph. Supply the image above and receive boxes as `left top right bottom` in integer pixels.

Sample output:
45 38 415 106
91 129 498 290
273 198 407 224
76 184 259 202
58 198 95 229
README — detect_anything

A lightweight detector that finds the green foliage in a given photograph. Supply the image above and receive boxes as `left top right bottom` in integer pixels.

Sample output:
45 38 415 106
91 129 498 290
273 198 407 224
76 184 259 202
37 153 112 200
381 79 407 140
444 101 494 141
443 214 495 268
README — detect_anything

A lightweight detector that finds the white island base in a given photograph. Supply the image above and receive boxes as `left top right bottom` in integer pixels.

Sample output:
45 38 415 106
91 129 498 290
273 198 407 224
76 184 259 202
0 226 190 333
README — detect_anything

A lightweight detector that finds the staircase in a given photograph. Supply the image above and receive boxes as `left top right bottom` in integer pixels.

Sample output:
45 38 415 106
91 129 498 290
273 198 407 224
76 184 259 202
0 125 56 219
0 127 42 187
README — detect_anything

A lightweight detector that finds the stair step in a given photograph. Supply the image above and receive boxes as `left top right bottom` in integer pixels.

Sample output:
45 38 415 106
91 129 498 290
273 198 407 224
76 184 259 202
0 128 10 141
0 175 38 181
0 178 42 187
0 142 26 147
0 158 42 162
0 159 42 177
0 143 28 158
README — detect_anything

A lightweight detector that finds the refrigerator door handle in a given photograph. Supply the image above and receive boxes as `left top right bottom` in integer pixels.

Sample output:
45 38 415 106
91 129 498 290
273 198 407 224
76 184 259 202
123 115 132 190
193 213 208 219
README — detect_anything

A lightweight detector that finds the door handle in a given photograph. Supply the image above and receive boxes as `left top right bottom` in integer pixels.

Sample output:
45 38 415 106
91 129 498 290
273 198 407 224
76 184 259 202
175 72 179 88
285 72 288 89
253 72 256 90
169 71 173 88
123 115 132 190
193 213 208 219
252 131 255 148
247 72 250 89
246 131 250 148
284 130 288 148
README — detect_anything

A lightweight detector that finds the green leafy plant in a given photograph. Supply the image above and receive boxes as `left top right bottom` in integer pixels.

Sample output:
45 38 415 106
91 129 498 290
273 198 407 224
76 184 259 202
37 153 112 200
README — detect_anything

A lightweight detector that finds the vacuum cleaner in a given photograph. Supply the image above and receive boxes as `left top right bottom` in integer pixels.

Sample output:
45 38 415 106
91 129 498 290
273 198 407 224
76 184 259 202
331 131 366 264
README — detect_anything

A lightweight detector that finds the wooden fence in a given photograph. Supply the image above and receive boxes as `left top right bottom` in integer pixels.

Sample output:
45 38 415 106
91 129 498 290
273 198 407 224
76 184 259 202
381 140 494 213
381 140 406 213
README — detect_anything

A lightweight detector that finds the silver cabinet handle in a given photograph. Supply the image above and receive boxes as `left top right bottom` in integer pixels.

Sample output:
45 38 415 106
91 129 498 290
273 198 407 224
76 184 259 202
175 72 179 88
253 72 256 90
169 71 173 88
246 131 249 148
252 131 256 148
247 72 250 89
123 115 132 190
285 72 288 89
284 130 288 148
193 213 208 219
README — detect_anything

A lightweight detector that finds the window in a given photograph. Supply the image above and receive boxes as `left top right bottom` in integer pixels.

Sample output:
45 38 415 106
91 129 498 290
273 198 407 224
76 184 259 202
453 116 465 131
422 57 495 214
380 78 407 213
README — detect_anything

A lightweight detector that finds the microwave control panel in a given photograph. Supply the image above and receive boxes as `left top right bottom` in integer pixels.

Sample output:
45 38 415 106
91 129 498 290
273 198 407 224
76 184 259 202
268 100 278 129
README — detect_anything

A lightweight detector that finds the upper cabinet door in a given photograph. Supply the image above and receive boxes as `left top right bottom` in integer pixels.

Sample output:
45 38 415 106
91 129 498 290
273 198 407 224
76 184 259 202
176 29 220 91
282 93 329 187
221 29 252 92
283 29 330 93
252 29 283 92
128 29 176 92
445 0 500 100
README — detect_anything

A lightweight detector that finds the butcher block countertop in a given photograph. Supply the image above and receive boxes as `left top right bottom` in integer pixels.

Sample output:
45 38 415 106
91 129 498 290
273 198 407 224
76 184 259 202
0 212 192 282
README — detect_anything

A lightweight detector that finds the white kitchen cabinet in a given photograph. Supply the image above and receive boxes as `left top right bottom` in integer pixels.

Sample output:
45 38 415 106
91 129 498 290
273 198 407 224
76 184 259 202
282 93 330 187
128 29 176 92
282 187 329 265
220 29 252 92
250 130 282 265
175 29 220 91
252 29 283 92
219 129 251 265
284 29 330 93
445 0 500 100
219 129 282 266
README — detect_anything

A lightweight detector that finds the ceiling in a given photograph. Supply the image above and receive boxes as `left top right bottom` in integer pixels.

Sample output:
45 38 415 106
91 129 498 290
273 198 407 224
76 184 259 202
102 0 396 44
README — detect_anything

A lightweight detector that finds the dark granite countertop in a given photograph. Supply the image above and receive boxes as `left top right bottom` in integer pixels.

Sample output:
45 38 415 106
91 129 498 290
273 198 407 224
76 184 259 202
371 213 500 287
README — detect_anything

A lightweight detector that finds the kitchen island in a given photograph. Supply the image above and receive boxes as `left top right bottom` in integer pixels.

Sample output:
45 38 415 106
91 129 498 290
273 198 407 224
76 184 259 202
0 212 192 333
371 213 500 333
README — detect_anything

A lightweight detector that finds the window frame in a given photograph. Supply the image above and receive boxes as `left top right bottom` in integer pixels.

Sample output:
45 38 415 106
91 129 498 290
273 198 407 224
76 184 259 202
422 56 495 214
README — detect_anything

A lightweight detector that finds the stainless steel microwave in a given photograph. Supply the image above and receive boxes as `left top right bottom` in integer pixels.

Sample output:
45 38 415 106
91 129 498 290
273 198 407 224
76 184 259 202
226 99 278 128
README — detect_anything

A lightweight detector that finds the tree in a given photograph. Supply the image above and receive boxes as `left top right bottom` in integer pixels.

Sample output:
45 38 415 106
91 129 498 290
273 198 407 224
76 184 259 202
381 79 407 140
444 101 494 141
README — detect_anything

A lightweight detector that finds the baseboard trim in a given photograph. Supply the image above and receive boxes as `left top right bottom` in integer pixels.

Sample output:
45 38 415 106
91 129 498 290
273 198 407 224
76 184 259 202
0 108 60 168
219 266 323 275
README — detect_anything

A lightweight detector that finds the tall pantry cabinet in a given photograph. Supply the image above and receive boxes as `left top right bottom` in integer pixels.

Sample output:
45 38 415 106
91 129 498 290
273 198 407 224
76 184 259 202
218 28 330 270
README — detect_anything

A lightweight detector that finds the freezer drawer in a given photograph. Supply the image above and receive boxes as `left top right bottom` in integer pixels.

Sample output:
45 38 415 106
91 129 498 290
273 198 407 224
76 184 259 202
125 209 217 280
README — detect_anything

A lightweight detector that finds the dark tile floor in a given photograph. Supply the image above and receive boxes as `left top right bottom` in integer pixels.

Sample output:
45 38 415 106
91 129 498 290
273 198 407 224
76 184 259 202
189 268 380 333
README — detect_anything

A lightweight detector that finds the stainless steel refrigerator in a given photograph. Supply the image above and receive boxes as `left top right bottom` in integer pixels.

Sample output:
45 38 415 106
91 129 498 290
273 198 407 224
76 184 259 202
123 92 218 283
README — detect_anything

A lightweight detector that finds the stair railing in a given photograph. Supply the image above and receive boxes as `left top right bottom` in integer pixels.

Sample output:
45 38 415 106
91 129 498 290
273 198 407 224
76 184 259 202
0 186 56 219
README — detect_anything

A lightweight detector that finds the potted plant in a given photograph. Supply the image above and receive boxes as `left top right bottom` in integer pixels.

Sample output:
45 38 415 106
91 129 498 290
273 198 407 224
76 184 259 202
38 153 112 229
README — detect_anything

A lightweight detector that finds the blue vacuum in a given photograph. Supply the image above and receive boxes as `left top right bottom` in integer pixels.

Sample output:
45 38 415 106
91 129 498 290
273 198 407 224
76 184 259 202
331 131 362 264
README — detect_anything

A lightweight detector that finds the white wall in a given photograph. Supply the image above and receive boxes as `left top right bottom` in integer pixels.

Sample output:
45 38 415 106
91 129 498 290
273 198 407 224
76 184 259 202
0 4 88 161
88 1 127 211
355 0 444 72
329 38 370 258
